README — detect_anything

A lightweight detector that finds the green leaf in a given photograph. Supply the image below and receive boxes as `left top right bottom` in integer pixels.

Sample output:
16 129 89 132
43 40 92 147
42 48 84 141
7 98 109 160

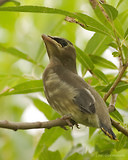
90 55 117 69
112 51 119 57
110 109 123 122
31 98 59 120
34 127 65 158
115 134 128 151
89 127 96 138
85 33 112 56
0 80 43 96
75 46 94 70
63 144 83 160
93 69 109 84
124 28 128 39
0 6 111 35
101 4 118 20
113 81 128 93
66 153 83 160
76 13 110 35
39 146 62 160
0 44 43 68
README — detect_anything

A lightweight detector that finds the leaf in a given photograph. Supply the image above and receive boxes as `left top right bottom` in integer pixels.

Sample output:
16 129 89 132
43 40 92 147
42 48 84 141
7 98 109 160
75 46 94 70
0 6 111 35
34 127 65 158
0 80 43 96
124 28 128 39
31 98 59 120
115 134 128 151
66 153 83 160
89 127 96 138
85 33 112 56
76 13 110 35
0 44 43 68
110 109 123 122
90 55 117 69
112 51 119 57
39 146 62 160
93 69 109 84
63 144 83 160
101 4 118 20
113 81 128 94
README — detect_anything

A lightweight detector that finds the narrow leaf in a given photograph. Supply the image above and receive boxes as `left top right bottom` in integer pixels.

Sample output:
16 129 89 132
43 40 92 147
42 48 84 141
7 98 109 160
75 46 94 70
110 109 123 122
101 4 118 20
93 69 109 84
76 13 110 35
0 80 43 96
85 33 112 56
32 98 59 120
115 134 128 151
90 55 117 69
0 44 43 68
0 6 110 35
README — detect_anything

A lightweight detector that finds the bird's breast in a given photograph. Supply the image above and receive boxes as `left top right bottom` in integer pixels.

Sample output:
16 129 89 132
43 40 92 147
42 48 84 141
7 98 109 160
43 69 78 115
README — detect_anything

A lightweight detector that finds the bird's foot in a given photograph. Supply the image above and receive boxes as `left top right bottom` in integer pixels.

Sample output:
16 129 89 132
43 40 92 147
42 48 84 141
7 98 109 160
61 115 79 129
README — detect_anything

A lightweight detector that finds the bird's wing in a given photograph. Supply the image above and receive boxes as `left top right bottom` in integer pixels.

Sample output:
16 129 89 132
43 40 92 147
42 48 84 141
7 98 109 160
73 88 96 114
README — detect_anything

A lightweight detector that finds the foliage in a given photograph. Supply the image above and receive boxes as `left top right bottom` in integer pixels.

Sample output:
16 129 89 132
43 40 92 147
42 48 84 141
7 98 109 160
0 0 128 159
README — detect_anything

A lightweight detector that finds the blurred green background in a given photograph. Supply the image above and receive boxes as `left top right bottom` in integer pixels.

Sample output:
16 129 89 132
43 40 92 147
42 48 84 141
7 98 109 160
0 0 128 159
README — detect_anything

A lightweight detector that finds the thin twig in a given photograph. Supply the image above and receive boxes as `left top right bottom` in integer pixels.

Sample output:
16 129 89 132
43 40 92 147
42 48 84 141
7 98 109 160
103 64 128 101
108 94 117 112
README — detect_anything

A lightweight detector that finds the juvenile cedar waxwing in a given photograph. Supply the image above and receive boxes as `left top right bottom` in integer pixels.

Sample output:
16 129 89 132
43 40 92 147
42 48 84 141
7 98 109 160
42 34 116 140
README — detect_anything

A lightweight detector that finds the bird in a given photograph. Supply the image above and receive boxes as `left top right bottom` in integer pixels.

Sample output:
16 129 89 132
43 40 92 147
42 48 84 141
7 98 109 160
42 34 117 140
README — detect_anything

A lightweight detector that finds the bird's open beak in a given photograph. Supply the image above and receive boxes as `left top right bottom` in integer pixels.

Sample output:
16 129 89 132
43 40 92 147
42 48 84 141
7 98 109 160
42 34 61 58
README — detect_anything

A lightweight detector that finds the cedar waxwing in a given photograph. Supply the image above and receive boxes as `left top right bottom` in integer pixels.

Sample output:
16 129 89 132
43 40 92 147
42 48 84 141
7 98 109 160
42 34 117 140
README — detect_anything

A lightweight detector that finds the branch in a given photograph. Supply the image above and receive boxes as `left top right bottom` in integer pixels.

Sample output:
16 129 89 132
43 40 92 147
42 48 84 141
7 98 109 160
0 0 10 6
103 64 128 101
0 118 68 131
111 119 128 136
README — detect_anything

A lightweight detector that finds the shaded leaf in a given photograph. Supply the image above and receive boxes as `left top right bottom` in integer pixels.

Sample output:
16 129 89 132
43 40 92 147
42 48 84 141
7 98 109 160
93 69 109 84
75 46 94 70
85 33 112 56
66 153 83 160
90 55 117 69
124 28 128 39
110 109 123 122
113 81 128 93
101 4 118 20
89 127 97 138
0 80 43 96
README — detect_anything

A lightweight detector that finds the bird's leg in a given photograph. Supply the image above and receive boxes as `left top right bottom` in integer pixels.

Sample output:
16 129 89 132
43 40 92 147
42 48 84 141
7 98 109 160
61 115 80 129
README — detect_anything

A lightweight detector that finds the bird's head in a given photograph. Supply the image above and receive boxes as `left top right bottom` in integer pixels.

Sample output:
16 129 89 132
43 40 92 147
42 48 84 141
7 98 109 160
42 34 77 73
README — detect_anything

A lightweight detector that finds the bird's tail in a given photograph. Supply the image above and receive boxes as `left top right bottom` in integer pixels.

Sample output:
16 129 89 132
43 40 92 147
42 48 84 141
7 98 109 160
100 126 117 140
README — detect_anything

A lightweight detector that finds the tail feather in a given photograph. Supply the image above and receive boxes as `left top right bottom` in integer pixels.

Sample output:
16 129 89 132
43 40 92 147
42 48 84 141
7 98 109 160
101 127 117 140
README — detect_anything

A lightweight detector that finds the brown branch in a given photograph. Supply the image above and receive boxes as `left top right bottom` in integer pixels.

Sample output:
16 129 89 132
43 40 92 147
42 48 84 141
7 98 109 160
108 94 117 112
0 0 10 6
0 118 68 131
103 64 128 101
111 119 128 137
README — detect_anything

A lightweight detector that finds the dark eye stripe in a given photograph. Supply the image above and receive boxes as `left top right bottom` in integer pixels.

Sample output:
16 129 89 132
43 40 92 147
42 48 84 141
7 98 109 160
52 38 68 47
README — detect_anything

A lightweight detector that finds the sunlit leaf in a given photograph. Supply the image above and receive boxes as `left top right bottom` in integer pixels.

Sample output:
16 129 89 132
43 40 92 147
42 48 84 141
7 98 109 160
110 109 123 122
101 4 118 20
85 33 112 56
75 46 94 70
93 69 109 84
90 55 117 69
115 134 128 151
0 80 43 96
39 146 62 160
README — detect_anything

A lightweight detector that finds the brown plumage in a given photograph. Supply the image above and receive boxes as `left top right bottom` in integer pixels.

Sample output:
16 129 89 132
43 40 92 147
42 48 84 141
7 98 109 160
42 34 117 140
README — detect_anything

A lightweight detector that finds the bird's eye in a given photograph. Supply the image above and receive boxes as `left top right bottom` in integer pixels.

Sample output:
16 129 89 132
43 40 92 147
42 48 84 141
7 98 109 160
50 37 68 47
